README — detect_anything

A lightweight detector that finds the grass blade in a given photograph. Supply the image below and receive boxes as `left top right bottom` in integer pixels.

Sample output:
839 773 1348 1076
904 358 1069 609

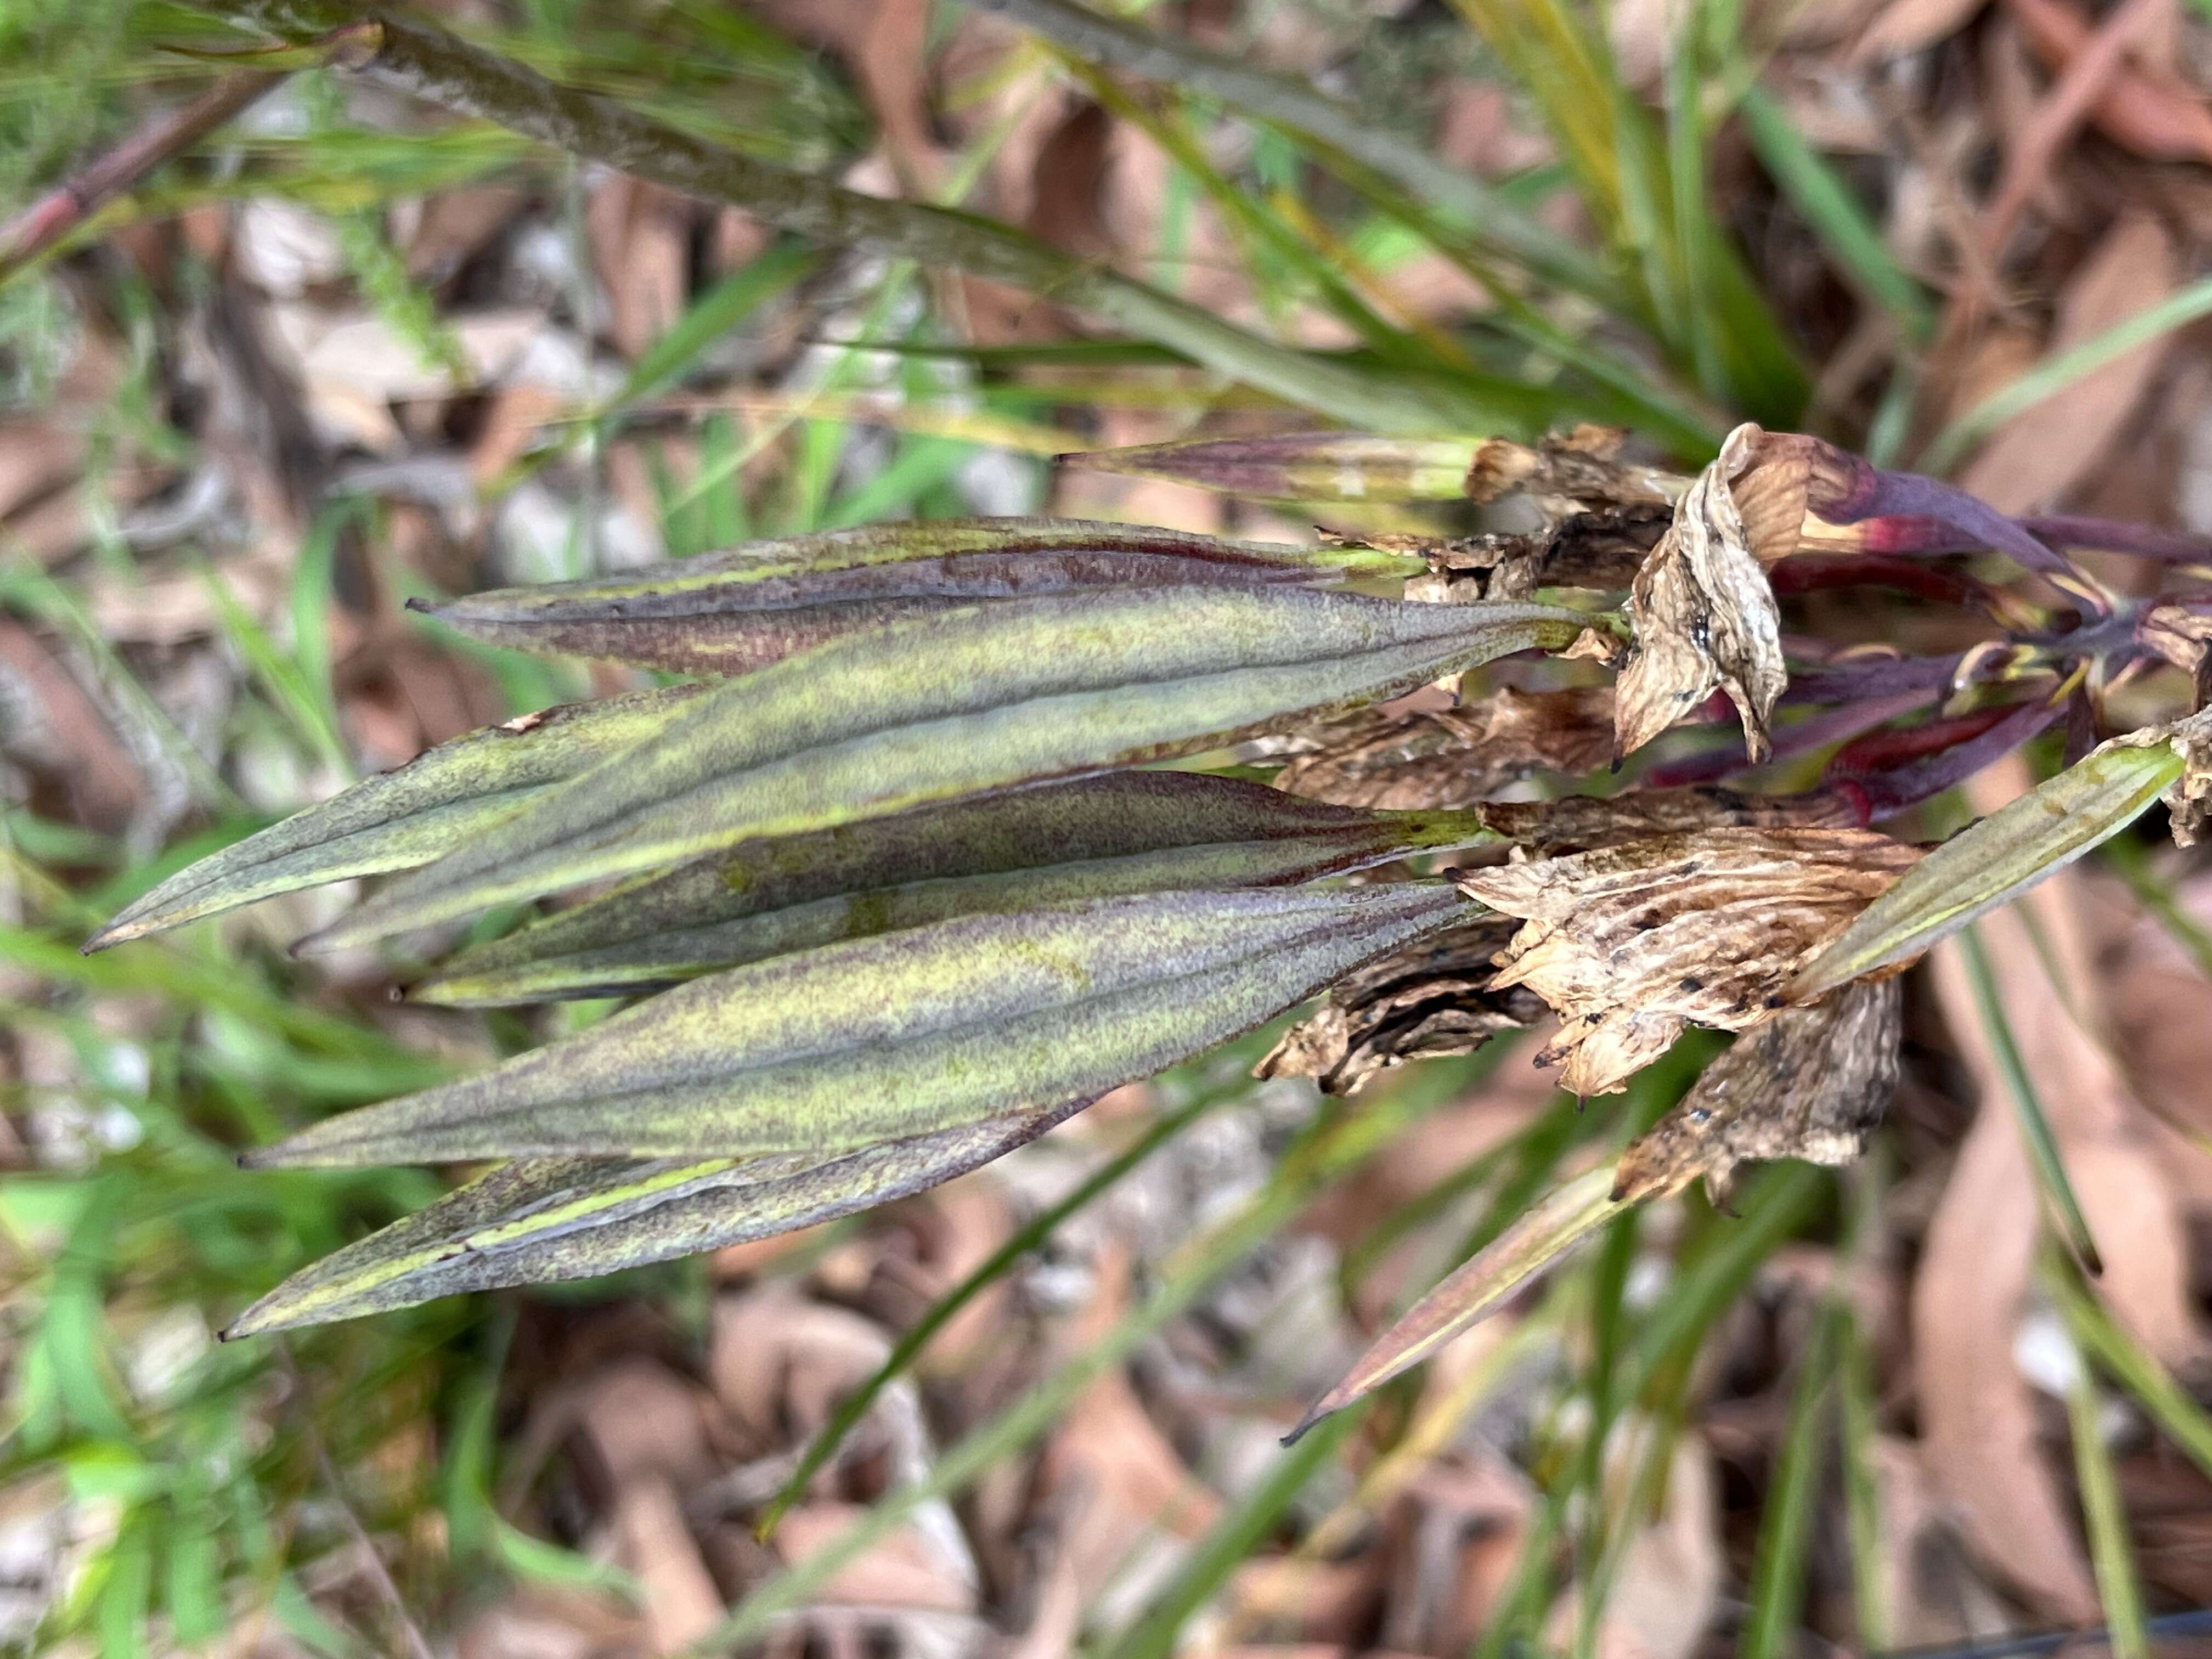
1737 86 1933 346
85 686 701 950
309 586 1588 949
1291 1163 1629 1438
2067 1357 2151 1659
1786 737 2186 1002
413 772 1494 1006
1922 273 2212 472
250 883 1479 1166
1738 1305 1839 1659
1956 926 2105 1276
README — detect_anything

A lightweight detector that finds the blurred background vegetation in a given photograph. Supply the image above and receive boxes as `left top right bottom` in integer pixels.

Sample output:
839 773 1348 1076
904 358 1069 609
9 0 2212 1653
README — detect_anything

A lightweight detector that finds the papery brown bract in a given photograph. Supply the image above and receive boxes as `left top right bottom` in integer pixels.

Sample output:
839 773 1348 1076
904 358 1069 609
1254 913 1547 1094
1396 503 1673 602
1458 827 1921 1096
1610 976 1902 1204
1272 686 1616 810
1613 424 1792 763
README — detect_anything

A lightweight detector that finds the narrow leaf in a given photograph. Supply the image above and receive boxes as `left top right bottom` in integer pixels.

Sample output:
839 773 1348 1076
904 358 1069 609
1786 738 2186 1002
252 883 1478 1167
1289 1163 1628 1440
225 1100 1082 1334
83 686 699 951
311 587 1588 950
419 516 1416 675
414 771 1492 1006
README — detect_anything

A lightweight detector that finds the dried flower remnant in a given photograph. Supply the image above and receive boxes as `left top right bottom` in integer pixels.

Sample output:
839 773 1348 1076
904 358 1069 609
1461 425 1685 514
1613 424 1794 764
2142 604 2212 707
1255 913 1547 1094
1610 977 1902 1205
1272 686 1616 810
1457 827 1922 1096
1394 503 1675 602
2120 706 2212 847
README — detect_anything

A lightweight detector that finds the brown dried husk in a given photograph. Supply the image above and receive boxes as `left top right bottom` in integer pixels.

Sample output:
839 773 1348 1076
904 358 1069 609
1255 913 1547 1094
1613 424 1795 763
1272 686 1616 809
1457 826 1921 1096
1611 975 1903 1204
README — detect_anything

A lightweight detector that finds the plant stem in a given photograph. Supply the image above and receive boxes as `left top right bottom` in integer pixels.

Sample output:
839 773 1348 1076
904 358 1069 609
195 0 1504 433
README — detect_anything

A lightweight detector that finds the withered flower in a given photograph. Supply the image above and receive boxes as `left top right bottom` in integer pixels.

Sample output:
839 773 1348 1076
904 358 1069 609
1398 503 1674 602
1613 424 1797 763
1255 913 1547 1094
1456 827 1922 1096
1610 976 1901 1205
1273 686 1616 809
1462 425 1685 515
2143 604 2212 709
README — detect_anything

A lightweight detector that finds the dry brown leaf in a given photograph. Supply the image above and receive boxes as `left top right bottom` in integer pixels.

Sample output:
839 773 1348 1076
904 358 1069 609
708 1282 890 1442
1462 426 1683 514
1960 213 2177 514
1920 937 2101 1622
2005 0 2212 162
771 1503 978 1612
1611 975 1902 1204
0 618 143 831
2159 707 2212 845
573 1358 715 1492
612 1477 725 1654
1272 685 1616 809
749 0 941 191
1854 0 1993 60
1256 913 1548 1094
1615 425 1793 762
1458 827 1921 1096
1041 1242 1220 1603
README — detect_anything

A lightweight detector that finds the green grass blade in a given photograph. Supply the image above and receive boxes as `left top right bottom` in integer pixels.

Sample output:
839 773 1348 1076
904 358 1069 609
1957 926 2105 1275
759 1071 1243 1536
685 1063 1459 1657
1787 738 2186 1002
2044 1250 2212 1482
1923 274 2212 472
1737 1305 1839 1659
1737 86 1932 346
2067 1358 2150 1659
612 238 821 413
1836 1307 1891 1651
1099 1400 1369 1659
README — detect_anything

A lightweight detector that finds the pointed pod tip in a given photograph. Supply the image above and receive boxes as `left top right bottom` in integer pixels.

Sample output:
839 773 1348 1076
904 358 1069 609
403 595 434 615
1279 1401 1336 1447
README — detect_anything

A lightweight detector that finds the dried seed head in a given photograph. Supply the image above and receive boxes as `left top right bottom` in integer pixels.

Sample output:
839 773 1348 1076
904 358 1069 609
1456 826 1921 1096
1273 686 1616 809
1255 914 1547 1094
1613 424 1793 764
1611 975 1902 1205
2142 604 2212 709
